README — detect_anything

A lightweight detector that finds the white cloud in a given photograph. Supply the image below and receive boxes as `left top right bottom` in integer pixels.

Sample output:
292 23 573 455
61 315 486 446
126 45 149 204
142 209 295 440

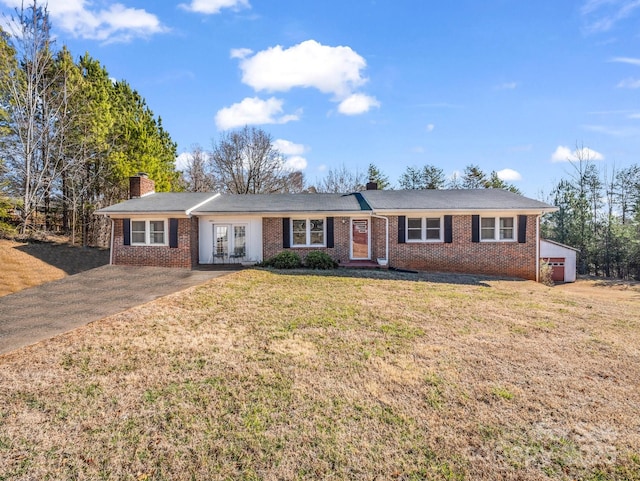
426 123 435 132
496 168 522 181
337 93 380 115
273 139 306 156
496 81 517 90
628 113 640 118
550 145 604 162
0 0 168 42
581 0 640 33
230 48 253 59
610 56 640 66
617 77 640 88
215 96 300 130
273 139 307 171
236 40 368 98
175 152 193 171
179 0 250 14
283 155 307 171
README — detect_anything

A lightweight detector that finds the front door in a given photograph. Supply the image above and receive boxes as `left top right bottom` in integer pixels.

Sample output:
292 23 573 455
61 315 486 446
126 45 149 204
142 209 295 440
213 224 247 263
351 218 370 260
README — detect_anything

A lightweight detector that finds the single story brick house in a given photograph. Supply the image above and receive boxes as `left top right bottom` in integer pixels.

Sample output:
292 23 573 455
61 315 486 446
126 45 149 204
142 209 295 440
96 174 558 281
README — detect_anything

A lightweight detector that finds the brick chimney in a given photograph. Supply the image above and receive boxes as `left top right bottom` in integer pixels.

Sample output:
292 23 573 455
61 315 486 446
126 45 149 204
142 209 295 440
366 181 378 190
129 173 155 199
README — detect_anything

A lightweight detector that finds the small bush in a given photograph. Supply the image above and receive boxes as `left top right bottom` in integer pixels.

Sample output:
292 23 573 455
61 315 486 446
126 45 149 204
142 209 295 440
262 251 302 269
539 261 554 287
304 251 338 270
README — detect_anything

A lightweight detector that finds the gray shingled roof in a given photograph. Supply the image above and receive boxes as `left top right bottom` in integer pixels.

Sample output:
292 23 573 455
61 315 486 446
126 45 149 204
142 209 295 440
361 189 556 211
192 193 364 213
96 189 556 216
96 192 217 214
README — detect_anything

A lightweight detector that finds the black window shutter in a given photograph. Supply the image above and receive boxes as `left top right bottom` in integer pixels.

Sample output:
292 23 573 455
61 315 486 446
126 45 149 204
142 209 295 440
444 215 453 243
398 216 406 244
326 217 334 248
169 218 179 248
123 218 130 246
282 217 290 248
471 215 480 243
518 215 527 243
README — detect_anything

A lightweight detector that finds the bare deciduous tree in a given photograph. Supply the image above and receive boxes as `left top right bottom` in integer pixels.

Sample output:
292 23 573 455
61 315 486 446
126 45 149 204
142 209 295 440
182 145 215 192
210 126 301 194
314 164 365 193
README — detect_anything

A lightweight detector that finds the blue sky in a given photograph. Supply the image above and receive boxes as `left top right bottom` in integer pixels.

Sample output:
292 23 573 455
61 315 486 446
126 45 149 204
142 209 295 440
2 0 640 197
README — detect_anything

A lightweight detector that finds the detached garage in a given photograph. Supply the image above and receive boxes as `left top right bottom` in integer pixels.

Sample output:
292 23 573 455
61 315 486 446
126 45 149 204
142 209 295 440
540 239 579 283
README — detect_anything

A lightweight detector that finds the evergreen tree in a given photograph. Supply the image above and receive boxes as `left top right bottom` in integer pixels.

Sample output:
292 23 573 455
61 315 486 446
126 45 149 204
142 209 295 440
367 163 390 189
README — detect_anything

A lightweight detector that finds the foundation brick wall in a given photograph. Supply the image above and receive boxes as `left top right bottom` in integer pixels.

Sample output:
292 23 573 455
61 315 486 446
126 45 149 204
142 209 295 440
112 217 197 268
262 217 352 264
384 214 538 280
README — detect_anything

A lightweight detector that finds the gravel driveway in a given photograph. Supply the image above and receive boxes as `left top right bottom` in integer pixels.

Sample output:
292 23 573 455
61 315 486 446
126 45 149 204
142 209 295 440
0 265 231 355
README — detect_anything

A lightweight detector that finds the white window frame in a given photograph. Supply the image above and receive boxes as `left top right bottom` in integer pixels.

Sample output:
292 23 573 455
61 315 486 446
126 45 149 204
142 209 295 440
406 216 443 243
130 219 168 246
479 216 516 242
291 217 326 247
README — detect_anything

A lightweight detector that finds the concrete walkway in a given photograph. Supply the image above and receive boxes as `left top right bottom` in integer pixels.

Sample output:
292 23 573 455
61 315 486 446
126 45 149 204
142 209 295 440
0 265 231 355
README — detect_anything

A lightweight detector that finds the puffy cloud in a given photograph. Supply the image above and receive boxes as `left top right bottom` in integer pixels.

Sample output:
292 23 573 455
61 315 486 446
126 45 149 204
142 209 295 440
0 0 168 42
273 139 306 156
496 168 522 181
215 96 300 130
495 82 517 90
617 77 640 88
425 123 435 132
337 93 380 115
550 145 604 162
283 155 307 171
175 152 193 171
273 139 307 171
230 48 253 59
236 40 368 98
179 0 250 14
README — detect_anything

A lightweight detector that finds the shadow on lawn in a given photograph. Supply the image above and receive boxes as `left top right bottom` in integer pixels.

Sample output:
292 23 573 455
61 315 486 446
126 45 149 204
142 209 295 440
14 241 109 275
259 266 525 287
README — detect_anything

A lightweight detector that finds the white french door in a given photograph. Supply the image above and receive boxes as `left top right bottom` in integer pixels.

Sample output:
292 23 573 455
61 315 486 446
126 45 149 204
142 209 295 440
213 224 247 263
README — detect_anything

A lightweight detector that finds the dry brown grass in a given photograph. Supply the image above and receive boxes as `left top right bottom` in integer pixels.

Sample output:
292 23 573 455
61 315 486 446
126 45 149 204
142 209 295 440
1 269 639 480
0 239 109 297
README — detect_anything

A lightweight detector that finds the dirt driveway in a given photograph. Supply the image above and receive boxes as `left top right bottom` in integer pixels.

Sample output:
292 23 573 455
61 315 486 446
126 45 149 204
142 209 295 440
0 265 230 355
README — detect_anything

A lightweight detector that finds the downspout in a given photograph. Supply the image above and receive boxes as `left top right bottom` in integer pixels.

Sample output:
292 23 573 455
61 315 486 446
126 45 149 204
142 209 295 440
536 214 540 282
371 213 389 264
109 218 115 265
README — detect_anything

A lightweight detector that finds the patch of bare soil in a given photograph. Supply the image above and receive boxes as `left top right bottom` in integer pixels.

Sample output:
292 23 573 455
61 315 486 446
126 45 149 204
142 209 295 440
0 239 109 297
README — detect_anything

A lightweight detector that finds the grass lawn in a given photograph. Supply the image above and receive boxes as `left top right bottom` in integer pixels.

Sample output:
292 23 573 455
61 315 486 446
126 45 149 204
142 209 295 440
1 269 639 480
0 239 109 297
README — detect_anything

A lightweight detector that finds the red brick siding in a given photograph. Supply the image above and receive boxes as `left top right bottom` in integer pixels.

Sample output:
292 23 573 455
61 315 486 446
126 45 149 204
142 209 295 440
386 214 538 280
129 176 155 198
262 217 352 264
112 218 196 268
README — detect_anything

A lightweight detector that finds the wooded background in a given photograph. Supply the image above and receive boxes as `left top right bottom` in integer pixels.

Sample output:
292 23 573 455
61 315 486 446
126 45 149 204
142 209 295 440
1 2 638 279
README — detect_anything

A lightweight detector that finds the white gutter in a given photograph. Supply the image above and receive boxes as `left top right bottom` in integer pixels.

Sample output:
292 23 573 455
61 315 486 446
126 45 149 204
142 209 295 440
109 218 114 265
536 214 540 283
371 213 389 263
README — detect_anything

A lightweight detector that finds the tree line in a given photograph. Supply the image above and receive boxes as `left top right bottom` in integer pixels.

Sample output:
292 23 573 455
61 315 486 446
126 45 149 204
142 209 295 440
541 150 640 279
0 1 179 245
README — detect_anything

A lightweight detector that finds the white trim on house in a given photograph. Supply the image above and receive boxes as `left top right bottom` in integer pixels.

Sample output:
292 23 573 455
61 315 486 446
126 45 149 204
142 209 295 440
130 218 168 246
198 215 263 264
